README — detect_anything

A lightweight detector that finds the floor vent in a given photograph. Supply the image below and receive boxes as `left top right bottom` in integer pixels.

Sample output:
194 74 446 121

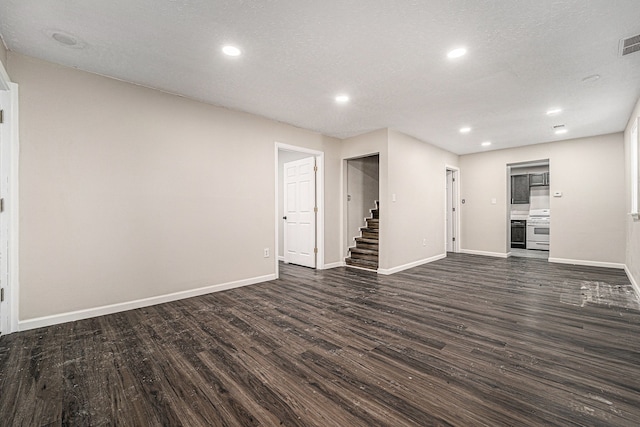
620 34 640 56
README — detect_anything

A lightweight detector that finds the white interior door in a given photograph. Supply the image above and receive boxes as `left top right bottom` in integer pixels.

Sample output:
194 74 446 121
283 156 316 268
446 169 457 252
0 91 7 334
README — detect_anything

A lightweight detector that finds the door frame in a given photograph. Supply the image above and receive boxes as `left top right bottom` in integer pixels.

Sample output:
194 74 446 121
274 142 324 278
445 165 460 254
343 154 380 258
0 60 19 335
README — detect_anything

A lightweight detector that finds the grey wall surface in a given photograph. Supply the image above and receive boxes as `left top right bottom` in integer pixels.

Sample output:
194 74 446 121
9 53 342 321
460 133 626 265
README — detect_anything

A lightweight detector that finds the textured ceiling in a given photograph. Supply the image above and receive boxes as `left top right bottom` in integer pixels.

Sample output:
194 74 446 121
1 0 639 154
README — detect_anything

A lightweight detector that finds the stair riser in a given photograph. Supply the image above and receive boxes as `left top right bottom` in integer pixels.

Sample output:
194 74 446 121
356 243 378 251
345 259 378 269
350 248 379 255
366 222 379 229
362 231 378 239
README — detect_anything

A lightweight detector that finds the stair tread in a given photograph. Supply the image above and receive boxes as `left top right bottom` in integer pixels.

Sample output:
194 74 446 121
360 227 379 233
349 247 378 255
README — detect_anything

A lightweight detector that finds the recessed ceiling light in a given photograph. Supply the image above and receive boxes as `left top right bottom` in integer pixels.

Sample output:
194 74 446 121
459 127 471 134
335 94 350 103
52 32 78 46
45 29 85 48
546 108 562 116
481 141 492 147
555 129 568 135
222 45 242 57
581 74 601 84
447 47 467 59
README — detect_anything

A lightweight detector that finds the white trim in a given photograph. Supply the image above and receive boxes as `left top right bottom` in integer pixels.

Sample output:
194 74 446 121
278 255 285 262
19 273 276 332
0 74 19 335
459 249 509 258
341 152 381 268
378 253 446 275
629 118 638 217
624 265 640 299
274 143 325 277
320 261 344 269
345 264 378 273
444 165 460 253
548 257 625 270
8 82 19 334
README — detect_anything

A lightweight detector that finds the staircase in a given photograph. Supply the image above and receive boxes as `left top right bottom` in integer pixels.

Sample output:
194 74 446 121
345 201 379 270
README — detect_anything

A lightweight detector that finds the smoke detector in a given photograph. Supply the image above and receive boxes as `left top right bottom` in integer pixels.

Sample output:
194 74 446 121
620 34 640 56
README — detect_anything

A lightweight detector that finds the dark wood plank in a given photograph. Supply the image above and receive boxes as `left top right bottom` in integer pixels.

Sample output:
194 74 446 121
1 253 640 426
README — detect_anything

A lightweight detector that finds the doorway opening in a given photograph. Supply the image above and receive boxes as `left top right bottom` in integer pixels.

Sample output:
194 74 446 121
507 160 550 260
343 154 380 270
275 143 324 277
445 166 460 253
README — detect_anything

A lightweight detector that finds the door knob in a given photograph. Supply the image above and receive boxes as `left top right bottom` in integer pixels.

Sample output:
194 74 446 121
282 216 287 220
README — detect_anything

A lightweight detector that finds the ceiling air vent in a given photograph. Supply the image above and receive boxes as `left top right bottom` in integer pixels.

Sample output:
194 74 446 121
620 34 640 56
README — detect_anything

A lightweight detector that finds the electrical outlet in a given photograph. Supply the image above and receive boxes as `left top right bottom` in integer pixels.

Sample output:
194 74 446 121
264 248 270 258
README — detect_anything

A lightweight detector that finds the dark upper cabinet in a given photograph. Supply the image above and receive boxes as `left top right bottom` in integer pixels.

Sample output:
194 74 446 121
529 172 550 186
511 174 530 204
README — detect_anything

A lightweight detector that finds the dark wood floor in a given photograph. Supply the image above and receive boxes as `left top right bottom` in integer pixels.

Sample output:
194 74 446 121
2 254 640 426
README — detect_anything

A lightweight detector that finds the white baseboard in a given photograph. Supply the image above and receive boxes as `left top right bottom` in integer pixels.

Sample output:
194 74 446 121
345 264 378 273
459 249 508 258
321 261 345 269
548 257 625 270
378 253 446 275
18 273 277 332
624 265 640 299
278 255 285 261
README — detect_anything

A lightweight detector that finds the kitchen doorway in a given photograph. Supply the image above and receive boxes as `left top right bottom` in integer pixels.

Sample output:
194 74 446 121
508 160 550 259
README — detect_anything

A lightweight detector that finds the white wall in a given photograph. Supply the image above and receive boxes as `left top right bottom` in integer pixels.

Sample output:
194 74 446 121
385 129 459 271
341 129 389 265
624 96 640 292
8 53 342 322
341 129 459 272
460 133 626 266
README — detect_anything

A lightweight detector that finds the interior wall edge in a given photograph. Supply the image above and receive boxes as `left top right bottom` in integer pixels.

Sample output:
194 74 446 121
624 265 640 299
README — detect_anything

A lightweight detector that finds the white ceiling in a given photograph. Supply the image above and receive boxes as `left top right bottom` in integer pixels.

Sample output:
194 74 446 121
1 0 639 154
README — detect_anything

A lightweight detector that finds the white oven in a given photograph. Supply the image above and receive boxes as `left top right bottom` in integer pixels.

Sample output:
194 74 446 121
527 209 550 251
